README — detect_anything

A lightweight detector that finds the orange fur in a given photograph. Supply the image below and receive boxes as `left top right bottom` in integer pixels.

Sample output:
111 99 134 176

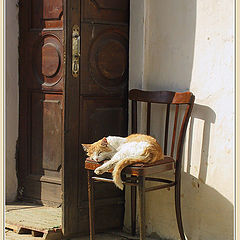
112 134 163 189
126 134 163 163
82 139 112 157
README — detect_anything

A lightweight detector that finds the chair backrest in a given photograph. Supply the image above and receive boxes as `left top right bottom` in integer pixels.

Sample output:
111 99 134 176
129 89 195 170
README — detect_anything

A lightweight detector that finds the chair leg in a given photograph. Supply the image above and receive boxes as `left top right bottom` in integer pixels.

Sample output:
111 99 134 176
138 176 145 240
175 178 186 240
87 170 95 240
131 185 136 236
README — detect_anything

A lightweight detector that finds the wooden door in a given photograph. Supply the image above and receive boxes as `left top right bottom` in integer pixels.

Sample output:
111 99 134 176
63 0 129 237
18 0 64 206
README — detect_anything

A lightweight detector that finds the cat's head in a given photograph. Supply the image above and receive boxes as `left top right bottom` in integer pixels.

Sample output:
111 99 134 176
82 137 116 162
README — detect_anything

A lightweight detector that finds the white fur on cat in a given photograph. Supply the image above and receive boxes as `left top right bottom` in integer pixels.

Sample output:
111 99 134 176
94 137 151 190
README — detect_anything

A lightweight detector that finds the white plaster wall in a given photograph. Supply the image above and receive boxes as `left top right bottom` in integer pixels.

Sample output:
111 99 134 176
6 0 19 202
128 0 145 90
126 0 234 239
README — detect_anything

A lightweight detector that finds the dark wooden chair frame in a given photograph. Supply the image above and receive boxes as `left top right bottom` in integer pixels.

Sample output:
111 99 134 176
85 89 195 240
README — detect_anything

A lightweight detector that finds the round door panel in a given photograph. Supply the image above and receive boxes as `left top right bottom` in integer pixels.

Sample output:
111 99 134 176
32 34 63 87
41 43 60 78
89 30 128 91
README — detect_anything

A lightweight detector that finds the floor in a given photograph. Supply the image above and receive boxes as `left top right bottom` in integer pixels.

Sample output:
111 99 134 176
5 229 44 240
6 202 62 231
5 202 62 239
5 202 158 240
5 229 157 240
5 230 135 240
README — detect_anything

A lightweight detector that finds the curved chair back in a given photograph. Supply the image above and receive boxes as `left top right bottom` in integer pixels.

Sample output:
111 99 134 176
129 89 195 174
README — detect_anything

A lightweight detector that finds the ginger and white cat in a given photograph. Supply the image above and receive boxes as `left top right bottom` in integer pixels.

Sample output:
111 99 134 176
82 134 164 190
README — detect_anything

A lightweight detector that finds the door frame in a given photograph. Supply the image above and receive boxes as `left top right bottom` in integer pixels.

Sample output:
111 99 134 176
62 0 81 237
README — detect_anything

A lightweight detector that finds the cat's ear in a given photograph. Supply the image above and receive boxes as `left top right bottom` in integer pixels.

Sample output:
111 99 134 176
82 144 91 152
101 137 108 147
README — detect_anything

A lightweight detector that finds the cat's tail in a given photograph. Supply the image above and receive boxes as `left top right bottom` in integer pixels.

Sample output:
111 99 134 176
112 156 147 190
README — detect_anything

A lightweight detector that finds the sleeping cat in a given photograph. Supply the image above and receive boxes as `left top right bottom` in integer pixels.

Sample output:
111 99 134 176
82 134 164 190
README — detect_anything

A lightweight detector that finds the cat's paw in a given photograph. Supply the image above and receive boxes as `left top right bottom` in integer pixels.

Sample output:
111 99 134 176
94 168 104 175
115 182 124 191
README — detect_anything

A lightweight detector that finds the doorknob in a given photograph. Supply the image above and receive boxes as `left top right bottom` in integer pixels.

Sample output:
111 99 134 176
72 25 80 78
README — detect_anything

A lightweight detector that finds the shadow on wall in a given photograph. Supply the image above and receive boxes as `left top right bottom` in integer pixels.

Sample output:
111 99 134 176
182 104 233 239
186 104 217 183
145 0 197 91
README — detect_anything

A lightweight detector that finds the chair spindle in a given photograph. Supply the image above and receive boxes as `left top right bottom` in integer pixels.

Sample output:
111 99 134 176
146 102 151 135
132 100 137 134
171 104 179 157
164 104 170 155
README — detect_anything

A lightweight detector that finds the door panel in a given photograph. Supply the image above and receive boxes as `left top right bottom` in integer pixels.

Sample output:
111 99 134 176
63 0 129 237
32 33 64 90
19 0 64 205
81 97 127 143
30 93 63 178
24 179 61 203
30 0 63 29
82 0 129 23
80 24 128 95
42 96 63 172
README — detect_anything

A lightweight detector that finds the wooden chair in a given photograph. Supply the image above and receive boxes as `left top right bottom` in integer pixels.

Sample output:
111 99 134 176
85 89 195 240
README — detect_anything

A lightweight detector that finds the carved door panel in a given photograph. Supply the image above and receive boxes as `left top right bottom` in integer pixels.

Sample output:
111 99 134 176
19 0 64 205
63 0 129 237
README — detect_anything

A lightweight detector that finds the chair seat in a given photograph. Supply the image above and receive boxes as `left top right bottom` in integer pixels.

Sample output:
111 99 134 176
85 156 175 176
